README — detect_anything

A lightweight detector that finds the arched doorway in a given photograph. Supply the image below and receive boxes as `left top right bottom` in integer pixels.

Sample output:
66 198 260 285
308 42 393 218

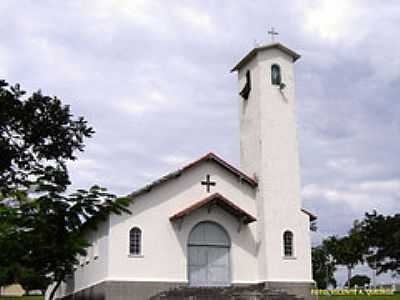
188 221 231 287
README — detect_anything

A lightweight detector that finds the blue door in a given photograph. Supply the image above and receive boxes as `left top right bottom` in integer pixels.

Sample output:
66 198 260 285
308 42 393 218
188 222 230 286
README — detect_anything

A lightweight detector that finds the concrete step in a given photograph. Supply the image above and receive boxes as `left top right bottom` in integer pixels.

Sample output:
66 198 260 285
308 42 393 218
149 284 304 300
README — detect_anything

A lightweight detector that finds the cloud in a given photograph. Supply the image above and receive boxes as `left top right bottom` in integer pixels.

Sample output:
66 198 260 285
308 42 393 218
301 0 370 45
1 3 399 284
358 180 400 193
303 177 400 243
0 46 9 75
160 154 191 167
175 5 215 34
115 90 171 115
303 179 399 211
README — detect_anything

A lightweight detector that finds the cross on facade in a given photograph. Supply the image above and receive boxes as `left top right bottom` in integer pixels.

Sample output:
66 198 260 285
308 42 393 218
267 27 279 42
201 174 216 193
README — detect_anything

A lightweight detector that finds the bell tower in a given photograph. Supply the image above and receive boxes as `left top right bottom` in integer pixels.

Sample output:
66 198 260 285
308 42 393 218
232 42 313 291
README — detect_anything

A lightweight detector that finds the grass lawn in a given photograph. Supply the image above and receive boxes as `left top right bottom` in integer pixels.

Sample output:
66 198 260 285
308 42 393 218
320 295 400 300
0 297 43 300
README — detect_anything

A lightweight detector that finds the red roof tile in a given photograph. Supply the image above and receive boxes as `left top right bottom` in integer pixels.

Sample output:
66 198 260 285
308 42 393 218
170 193 257 224
301 208 317 221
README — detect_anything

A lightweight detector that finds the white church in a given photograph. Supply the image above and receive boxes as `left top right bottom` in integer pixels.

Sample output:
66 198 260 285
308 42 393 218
53 42 317 300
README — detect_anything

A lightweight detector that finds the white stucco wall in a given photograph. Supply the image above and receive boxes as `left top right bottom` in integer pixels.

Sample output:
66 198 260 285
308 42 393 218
54 218 110 299
74 219 110 290
107 161 259 284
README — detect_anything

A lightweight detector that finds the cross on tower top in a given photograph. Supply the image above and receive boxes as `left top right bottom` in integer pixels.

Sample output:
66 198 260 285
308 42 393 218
267 27 279 42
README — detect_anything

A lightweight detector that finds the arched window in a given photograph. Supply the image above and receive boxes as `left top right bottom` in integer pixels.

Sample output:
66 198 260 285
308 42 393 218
283 230 293 257
271 64 281 85
129 227 142 255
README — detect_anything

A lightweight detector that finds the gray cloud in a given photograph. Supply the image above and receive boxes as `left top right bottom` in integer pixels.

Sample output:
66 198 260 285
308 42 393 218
1 0 399 284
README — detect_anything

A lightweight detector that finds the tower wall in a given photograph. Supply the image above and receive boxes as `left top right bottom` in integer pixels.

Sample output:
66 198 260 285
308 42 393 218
237 47 312 283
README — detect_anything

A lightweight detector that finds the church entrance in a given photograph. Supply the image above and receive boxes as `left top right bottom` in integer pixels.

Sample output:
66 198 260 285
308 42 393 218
188 221 231 287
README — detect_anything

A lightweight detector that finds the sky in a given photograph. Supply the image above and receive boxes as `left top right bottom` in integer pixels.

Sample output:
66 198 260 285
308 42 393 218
1 0 399 286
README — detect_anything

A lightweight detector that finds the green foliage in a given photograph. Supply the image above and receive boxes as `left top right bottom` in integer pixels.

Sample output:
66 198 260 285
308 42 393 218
18 268 50 295
0 204 24 287
324 226 368 288
0 80 94 195
317 211 400 289
344 274 371 288
312 244 337 289
324 234 365 270
0 80 131 300
22 186 131 288
360 211 400 275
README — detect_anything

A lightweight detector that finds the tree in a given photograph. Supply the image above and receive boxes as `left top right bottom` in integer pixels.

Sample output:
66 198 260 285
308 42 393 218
312 244 337 289
27 186 130 300
0 80 131 300
0 80 93 195
344 275 370 288
324 230 366 289
17 267 50 296
361 211 400 276
0 205 22 287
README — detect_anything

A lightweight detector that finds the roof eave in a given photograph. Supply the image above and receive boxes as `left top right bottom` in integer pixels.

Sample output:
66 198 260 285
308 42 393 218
170 193 257 224
231 43 301 72
301 208 317 222
127 152 258 200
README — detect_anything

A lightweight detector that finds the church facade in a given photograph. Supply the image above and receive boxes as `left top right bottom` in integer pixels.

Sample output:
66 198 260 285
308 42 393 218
53 43 316 300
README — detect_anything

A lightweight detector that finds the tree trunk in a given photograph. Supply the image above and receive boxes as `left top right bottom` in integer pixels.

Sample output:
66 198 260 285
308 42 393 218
49 280 62 300
347 266 352 289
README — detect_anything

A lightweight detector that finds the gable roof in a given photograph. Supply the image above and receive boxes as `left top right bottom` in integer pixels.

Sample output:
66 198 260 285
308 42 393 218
231 43 301 72
170 193 257 224
128 152 258 199
126 153 316 224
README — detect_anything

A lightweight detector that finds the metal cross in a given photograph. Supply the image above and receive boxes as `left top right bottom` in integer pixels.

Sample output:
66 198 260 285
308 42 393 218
201 174 216 193
267 27 279 42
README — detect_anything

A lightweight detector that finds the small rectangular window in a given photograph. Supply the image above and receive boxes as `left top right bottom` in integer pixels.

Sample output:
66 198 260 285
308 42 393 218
283 231 294 257
271 64 282 85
